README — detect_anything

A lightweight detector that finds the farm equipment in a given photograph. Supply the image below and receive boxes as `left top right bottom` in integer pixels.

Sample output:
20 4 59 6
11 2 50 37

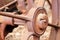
1 0 59 40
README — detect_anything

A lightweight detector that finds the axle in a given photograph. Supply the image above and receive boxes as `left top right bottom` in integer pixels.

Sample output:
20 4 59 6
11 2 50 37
48 23 60 28
0 12 30 21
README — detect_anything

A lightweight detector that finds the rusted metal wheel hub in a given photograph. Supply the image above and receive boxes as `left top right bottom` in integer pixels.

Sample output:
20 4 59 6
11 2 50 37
35 13 48 35
27 7 48 35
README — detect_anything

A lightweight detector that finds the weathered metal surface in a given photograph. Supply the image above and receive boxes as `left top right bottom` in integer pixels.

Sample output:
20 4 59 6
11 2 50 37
0 12 29 40
49 0 60 40
0 7 48 34
46 0 52 9
0 7 48 40
0 0 17 11
55 0 60 40
0 0 14 8
48 23 60 28
0 0 50 40
0 12 30 21
27 7 48 35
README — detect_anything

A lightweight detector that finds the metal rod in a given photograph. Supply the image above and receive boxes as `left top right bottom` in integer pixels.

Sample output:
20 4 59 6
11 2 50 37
46 0 52 9
48 23 60 28
0 0 17 10
0 12 30 21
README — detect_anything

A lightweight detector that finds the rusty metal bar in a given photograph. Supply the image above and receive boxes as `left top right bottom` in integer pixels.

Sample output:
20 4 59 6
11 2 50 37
46 0 52 9
48 23 60 28
0 12 30 21
0 0 17 10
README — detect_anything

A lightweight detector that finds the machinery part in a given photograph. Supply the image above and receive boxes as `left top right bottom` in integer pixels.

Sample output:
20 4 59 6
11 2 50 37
0 0 50 40
0 12 29 40
46 0 52 9
0 0 34 12
0 12 30 21
0 0 14 7
0 0 52 13
0 0 17 10
0 7 48 40
26 7 48 35
48 23 60 28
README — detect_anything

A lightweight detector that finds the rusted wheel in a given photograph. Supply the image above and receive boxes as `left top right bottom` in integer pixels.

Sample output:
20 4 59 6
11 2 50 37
27 7 48 35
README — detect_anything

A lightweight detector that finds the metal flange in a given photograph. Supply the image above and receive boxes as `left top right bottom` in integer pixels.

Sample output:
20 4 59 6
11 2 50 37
26 7 48 35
